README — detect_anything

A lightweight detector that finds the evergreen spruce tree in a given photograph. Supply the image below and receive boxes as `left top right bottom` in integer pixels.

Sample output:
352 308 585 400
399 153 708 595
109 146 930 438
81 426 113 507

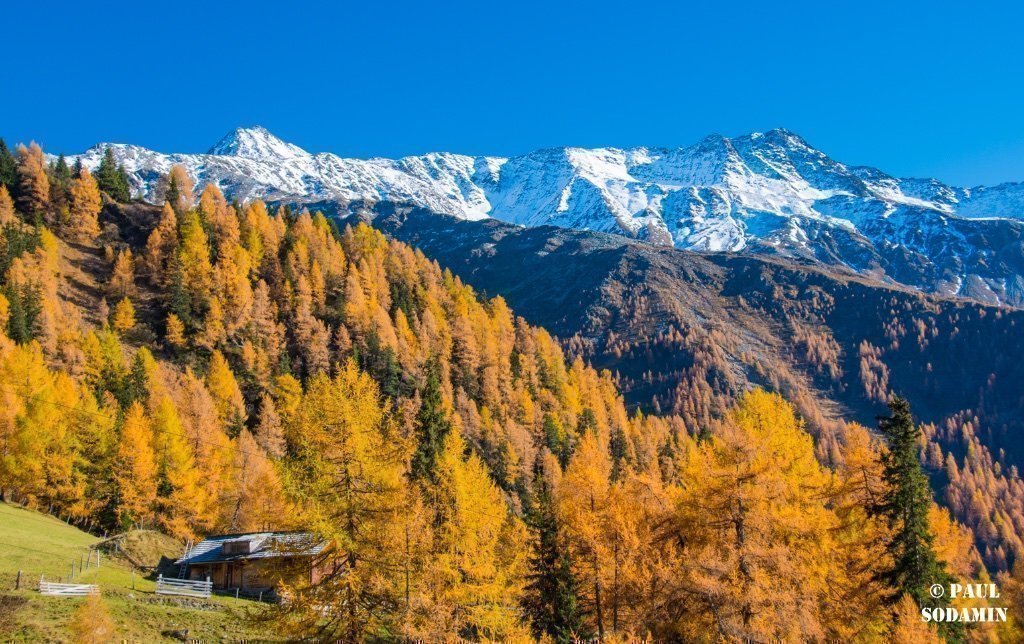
0 139 16 193
609 424 628 481
3 284 41 343
876 397 961 639
96 147 131 202
117 352 149 408
51 154 72 185
165 173 181 211
167 258 193 326
115 164 132 202
543 413 571 468
524 459 584 642
410 359 451 481
95 147 117 194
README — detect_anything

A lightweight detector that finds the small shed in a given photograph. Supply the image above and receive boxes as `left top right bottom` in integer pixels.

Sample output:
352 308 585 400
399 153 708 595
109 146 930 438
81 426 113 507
174 532 332 594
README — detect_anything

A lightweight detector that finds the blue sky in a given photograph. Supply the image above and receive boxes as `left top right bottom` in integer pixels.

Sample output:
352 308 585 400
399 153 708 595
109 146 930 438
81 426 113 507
4 0 1023 186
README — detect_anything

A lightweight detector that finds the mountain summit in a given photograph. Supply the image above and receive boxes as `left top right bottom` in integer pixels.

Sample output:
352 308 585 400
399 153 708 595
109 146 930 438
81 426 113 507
207 126 310 161
71 127 1024 307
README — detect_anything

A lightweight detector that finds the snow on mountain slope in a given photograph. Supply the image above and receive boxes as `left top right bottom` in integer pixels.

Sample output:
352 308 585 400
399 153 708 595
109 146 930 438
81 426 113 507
71 126 1024 306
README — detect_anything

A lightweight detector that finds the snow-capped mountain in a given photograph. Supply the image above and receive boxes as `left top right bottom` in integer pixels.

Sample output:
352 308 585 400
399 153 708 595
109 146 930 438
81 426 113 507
72 126 1024 306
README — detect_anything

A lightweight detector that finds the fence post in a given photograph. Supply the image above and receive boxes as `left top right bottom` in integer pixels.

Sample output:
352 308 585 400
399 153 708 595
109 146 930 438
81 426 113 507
15 570 21 590
97 551 101 568
69 563 74 580
235 588 239 601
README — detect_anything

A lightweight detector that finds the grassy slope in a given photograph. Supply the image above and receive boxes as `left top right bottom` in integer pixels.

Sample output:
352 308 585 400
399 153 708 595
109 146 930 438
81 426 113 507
0 503 272 642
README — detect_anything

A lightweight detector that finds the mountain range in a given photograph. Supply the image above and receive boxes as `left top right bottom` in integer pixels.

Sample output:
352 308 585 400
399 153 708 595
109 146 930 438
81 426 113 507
72 126 1024 306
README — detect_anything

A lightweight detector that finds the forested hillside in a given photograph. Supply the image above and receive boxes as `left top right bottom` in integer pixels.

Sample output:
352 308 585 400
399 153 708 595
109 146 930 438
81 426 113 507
0 140 1020 641
374 207 1024 575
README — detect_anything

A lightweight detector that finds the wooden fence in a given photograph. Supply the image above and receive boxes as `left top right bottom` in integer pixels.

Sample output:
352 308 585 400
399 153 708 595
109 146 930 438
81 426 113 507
156 574 212 599
38 576 98 596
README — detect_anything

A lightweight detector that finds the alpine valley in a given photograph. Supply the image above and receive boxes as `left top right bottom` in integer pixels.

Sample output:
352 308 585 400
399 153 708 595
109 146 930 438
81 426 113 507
75 126 1024 307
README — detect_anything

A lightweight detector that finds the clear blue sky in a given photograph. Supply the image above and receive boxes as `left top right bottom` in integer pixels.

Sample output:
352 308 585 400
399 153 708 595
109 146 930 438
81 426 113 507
4 0 1023 186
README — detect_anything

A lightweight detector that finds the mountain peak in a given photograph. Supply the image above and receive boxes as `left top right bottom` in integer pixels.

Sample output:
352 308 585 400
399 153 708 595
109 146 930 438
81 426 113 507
744 128 812 149
207 126 309 161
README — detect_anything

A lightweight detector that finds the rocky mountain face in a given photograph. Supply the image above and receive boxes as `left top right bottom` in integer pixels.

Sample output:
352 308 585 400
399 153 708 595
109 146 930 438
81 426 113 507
73 126 1024 306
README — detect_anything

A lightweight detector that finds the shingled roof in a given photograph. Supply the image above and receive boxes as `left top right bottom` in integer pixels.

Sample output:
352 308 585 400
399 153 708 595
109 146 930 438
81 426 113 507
175 532 328 566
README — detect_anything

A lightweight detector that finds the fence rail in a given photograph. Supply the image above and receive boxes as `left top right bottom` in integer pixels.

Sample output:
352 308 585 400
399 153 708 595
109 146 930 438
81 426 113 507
39 577 98 596
156 574 212 598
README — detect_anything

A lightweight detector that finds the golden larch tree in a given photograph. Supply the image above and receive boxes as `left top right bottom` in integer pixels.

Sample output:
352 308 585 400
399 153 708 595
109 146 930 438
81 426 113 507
144 202 178 286
206 350 246 433
274 362 412 641
659 390 840 641
430 430 531 640
16 142 49 217
108 249 136 299
68 167 102 240
0 185 16 225
111 297 136 333
113 402 157 528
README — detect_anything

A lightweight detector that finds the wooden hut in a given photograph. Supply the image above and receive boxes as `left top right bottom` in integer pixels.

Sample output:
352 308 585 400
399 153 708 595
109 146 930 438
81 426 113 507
174 532 332 595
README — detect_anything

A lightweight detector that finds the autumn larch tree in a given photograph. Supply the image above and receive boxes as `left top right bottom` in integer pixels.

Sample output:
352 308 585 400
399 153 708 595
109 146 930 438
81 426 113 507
430 430 530 639
659 390 842 641
107 249 136 300
68 167 102 241
113 402 157 529
255 392 285 458
276 363 412 640
161 164 194 214
16 143 49 220
144 202 178 286
0 185 16 225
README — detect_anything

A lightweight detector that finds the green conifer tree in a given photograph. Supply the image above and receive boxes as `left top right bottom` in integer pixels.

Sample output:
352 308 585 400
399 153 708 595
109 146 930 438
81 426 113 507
410 359 451 481
543 413 571 469
876 396 961 639
51 154 72 185
114 164 132 202
48 154 72 225
96 147 131 202
0 139 16 193
523 459 584 642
